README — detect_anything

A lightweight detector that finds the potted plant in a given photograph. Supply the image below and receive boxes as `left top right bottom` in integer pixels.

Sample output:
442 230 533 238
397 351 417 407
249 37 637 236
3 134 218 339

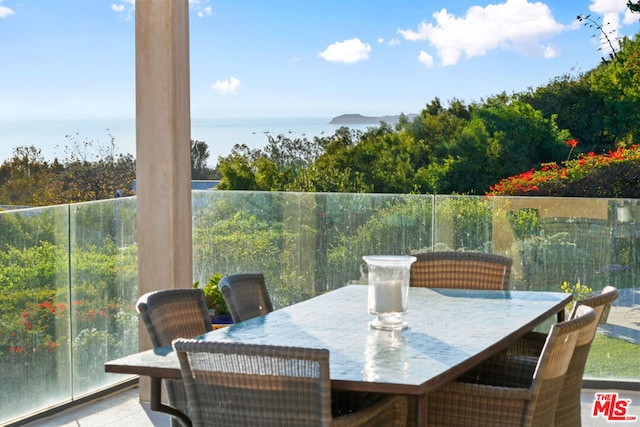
193 273 233 325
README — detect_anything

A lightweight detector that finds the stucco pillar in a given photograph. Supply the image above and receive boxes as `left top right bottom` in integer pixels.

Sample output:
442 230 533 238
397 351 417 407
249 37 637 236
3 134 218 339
135 0 192 400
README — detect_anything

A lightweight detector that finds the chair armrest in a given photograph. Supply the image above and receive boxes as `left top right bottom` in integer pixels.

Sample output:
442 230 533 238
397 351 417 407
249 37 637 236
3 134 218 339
332 395 408 427
428 381 535 426
457 354 537 388
506 331 547 357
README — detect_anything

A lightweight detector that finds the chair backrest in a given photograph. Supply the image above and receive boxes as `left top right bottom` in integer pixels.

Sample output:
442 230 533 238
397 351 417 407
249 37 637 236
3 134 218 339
410 251 512 290
136 288 212 348
555 286 619 427
173 340 332 427
137 289 213 427
528 305 597 426
219 273 274 323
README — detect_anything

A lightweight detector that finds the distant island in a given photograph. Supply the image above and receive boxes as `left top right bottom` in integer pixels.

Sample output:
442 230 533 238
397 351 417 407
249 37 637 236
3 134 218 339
329 113 417 125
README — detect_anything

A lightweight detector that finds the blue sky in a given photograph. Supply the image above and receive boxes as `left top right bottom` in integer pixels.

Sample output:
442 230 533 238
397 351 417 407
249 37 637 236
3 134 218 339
1 0 639 120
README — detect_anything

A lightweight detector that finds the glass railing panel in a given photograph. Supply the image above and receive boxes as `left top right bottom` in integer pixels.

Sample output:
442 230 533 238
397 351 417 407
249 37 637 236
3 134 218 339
491 196 617 291
192 191 433 308
69 197 138 397
0 205 72 424
484 196 638 382
433 195 495 252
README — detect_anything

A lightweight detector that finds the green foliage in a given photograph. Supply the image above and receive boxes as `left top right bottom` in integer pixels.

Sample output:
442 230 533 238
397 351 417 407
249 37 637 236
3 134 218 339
0 208 59 249
216 95 572 195
194 273 228 315
325 196 432 289
517 73 611 152
0 241 64 292
0 134 136 207
435 196 494 251
589 35 640 146
506 208 541 240
191 139 219 180
0 146 53 206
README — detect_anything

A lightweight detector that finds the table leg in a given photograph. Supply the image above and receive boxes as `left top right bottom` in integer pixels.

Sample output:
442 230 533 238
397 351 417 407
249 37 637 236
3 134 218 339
149 377 192 427
416 395 427 427
557 309 565 322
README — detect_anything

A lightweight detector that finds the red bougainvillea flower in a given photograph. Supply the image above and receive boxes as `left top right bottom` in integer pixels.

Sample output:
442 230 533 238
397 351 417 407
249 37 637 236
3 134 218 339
566 139 579 161
487 143 640 196
566 139 578 148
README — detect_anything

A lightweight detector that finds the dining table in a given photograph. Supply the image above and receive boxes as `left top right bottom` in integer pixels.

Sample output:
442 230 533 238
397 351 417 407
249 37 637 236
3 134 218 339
105 285 571 426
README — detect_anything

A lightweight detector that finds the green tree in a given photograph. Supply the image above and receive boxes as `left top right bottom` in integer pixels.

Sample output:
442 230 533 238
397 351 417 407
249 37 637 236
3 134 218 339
191 139 211 179
217 148 260 190
469 97 569 177
0 134 137 206
589 35 640 147
217 129 359 191
190 139 220 180
517 73 610 152
0 146 55 206
419 96 569 194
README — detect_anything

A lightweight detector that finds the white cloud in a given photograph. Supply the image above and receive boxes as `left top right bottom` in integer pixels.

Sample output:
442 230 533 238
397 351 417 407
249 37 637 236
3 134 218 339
198 6 213 17
418 50 434 68
111 0 134 17
0 2 15 18
378 37 400 46
212 76 241 94
398 0 565 66
189 0 213 18
589 0 628 14
623 8 637 25
318 38 371 64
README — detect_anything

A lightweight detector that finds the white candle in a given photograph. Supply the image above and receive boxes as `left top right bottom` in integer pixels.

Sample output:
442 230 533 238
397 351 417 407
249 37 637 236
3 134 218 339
374 280 403 313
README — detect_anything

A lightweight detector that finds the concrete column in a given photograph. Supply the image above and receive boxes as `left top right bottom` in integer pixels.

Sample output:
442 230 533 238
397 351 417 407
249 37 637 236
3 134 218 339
135 0 192 399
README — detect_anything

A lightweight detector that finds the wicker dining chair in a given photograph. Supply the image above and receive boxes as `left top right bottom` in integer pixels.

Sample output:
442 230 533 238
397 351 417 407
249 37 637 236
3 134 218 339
502 286 619 427
172 340 408 427
219 273 274 323
426 305 597 427
410 251 512 290
137 288 213 427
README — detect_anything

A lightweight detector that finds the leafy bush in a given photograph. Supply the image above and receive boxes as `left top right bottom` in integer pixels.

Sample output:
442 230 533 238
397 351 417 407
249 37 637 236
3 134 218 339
194 273 228 315
434 196 493 251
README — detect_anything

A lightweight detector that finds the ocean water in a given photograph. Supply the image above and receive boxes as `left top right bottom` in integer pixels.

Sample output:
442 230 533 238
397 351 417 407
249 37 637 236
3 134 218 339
0 117 373 167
